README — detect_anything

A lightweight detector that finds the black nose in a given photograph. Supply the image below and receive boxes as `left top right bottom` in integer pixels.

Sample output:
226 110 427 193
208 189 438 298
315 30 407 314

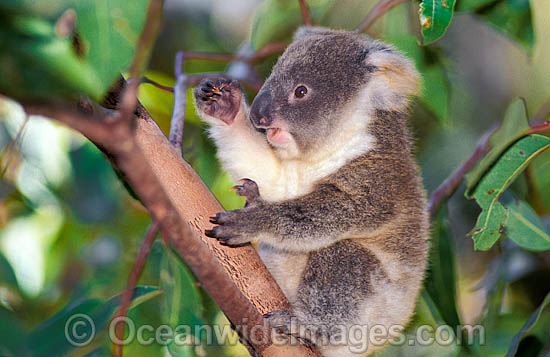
250 90 272 128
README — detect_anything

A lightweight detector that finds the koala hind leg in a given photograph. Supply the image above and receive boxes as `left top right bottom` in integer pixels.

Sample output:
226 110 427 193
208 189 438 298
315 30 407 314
265 240 386 351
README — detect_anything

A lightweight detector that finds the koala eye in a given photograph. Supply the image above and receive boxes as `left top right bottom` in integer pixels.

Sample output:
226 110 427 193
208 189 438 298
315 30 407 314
294 85 308 99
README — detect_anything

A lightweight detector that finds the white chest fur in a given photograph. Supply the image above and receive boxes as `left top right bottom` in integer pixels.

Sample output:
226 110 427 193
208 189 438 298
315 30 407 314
210 89 376 203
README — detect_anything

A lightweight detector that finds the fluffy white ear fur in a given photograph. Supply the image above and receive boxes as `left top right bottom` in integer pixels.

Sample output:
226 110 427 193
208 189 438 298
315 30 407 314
366 48 421 112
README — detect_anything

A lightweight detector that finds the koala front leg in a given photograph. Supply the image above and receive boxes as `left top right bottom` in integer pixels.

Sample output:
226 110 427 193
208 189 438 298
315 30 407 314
193 78 280 190
206 183 373 251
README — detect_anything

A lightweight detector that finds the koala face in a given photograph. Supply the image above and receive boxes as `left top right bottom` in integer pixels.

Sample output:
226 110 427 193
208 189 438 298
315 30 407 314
249 29 377 157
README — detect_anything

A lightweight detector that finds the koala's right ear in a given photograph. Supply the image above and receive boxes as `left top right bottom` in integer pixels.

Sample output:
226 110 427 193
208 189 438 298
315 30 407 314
364 44 421 112
293 26 333 40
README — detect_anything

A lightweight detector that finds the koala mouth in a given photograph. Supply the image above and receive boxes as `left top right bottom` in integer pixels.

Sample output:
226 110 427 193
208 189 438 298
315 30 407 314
266 127 292 146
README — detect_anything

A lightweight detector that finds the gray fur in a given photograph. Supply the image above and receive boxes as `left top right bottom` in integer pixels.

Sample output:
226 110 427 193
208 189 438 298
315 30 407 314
194 27 429 356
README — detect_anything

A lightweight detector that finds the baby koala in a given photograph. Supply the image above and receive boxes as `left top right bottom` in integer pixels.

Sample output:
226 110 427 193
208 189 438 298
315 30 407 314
193 27 429 356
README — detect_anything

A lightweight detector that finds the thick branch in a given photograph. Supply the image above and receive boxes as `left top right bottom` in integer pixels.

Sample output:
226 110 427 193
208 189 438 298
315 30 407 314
25 100 319 356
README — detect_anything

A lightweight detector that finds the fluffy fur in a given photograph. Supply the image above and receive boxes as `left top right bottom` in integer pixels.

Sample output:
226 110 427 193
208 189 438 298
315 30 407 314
193 27 429 356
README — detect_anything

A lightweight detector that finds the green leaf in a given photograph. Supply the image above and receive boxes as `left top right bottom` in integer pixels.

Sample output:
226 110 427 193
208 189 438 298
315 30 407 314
505 199 550 251
425 210 461 330
250 0 335 50
160 250 204 330
0 15 105 100
0 0 151 101
469 135 550 250
0 307 28 356
27 286 162 356
457 0 533 52
506 292 550 357
471 200 508 250
465 98 530 196
73 0 152 97
419 0 457 45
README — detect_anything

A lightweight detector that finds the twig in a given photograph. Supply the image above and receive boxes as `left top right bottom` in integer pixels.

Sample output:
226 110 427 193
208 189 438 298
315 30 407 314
179 42 287 64
139 77 174 93
298 0 313 26
118 0 163 123
113 221 160 357
427 124 498 217
0 115 29 180
427 115 550 217
526 121 550 135
355 0 409 33
170 52 188 155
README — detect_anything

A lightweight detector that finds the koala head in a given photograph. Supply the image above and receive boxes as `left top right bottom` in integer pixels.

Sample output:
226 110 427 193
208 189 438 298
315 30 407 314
249 27 419 159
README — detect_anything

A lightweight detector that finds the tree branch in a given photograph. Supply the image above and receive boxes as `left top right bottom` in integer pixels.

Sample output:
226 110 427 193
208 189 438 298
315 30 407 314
355 0 409 33
24 97 319 356
427 113 550 217
298 0 313 26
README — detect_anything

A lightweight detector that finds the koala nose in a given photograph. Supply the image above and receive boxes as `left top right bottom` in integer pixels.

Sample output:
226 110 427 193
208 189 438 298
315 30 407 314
250 90 273 128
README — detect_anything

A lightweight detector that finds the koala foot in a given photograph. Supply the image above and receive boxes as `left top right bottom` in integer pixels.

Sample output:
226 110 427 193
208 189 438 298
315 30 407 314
231 178 261 206
194 78 243 125
264 309 315 348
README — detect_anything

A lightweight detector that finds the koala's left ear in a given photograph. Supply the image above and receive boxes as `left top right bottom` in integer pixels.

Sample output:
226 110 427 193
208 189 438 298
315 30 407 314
365 45 421 112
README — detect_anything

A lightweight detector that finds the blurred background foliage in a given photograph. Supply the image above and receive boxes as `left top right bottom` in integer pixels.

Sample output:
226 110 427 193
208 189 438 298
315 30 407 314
0 0 550 356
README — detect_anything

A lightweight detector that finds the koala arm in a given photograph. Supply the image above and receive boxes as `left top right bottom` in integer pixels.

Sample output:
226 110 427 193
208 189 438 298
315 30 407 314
194 79 281 188
207 157 402 252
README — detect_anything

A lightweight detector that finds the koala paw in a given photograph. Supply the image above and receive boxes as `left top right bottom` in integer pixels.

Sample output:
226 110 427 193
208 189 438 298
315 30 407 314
231 178 261 206
194 78 243 125
205 209 252 247
264 309 315 348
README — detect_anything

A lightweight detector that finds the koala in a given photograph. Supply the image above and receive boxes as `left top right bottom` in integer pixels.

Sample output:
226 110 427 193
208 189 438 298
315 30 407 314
193 27 429 357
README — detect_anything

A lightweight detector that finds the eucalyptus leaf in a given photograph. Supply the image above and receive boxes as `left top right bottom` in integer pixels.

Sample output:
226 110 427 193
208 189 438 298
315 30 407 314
419 0 457 45
506 292 550 357
505 199 550 251
469 135 550 250
27 286 161 356
425 210 461 330
160 250 204 331
0 0 151 101
457 0 533 51
465 98 530 196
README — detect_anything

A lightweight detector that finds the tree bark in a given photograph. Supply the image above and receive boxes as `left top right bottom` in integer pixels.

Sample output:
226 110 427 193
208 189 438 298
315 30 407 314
25 97 319 356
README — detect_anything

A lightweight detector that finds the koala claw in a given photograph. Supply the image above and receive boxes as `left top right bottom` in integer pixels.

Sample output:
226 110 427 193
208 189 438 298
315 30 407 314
264 309 315 348
194 78 243 125
231 178 261 206
204 210 253 246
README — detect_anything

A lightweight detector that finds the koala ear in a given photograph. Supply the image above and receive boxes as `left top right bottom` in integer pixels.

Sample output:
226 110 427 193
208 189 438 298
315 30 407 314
365 45 421 112
293 26 333 41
